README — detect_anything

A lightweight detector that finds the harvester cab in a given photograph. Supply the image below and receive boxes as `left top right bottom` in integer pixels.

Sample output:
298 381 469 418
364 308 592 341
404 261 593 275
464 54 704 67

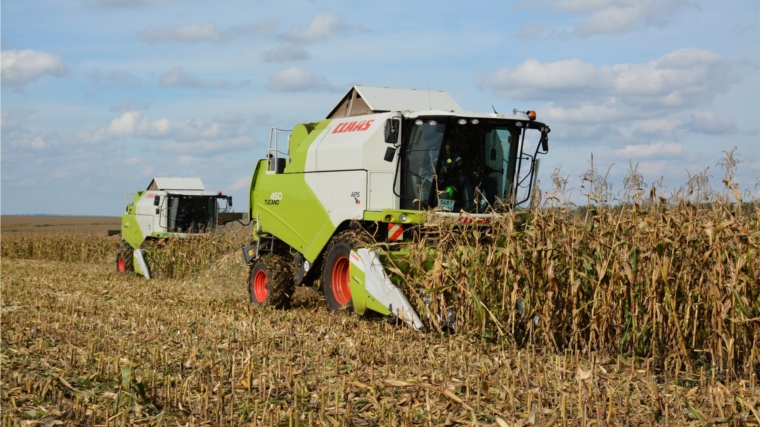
117 177 236 278
244 86 550 330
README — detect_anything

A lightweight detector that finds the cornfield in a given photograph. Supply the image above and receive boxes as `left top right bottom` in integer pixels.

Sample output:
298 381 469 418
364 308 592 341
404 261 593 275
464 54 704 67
1 232 121 263
397 176 760 379
142 229 250 279
1 228 250 280
2 153 760 425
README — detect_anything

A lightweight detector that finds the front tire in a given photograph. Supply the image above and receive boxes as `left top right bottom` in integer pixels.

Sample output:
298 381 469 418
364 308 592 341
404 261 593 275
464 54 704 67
322 231 372 312
248 254 293 308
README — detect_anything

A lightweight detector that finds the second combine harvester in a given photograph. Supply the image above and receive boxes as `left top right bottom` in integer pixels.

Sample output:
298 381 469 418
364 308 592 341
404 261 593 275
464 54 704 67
243 86 551 330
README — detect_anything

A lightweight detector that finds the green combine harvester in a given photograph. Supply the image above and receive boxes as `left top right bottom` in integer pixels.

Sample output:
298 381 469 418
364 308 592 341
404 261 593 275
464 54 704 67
117 177 236 278
243 86 550 329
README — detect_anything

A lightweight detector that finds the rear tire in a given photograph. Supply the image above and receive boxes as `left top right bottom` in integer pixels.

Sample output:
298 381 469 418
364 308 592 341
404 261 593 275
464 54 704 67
116 244 133 274
322 230 372 312
248 254 293 308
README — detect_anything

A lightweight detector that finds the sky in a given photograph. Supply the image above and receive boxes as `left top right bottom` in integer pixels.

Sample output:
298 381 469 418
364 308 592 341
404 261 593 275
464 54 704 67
1 0 758 215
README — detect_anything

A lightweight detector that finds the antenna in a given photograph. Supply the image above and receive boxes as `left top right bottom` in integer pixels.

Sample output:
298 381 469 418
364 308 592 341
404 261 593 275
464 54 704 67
427 81 432 110
492 105 498 114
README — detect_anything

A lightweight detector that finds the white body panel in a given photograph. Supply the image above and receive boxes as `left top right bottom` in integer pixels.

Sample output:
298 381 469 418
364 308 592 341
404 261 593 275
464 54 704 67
309 112 396 174
368 172 398 210
135 191 164 234
305 170 367 227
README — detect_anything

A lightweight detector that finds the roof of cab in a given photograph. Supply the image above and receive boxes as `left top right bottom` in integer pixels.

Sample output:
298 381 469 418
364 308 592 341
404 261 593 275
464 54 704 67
147 177 205 191
327 85 462 118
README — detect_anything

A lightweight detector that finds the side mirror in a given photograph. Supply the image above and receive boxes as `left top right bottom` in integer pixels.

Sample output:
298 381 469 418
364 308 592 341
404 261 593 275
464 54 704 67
228 196 233 207
154 195 160 206
384 146 396 162
541 134 549 152
384 119 399 144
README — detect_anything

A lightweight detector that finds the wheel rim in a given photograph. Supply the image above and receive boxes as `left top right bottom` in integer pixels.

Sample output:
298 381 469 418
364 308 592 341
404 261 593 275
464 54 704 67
253 270 268 302
118 256 125 273
332 255 351 306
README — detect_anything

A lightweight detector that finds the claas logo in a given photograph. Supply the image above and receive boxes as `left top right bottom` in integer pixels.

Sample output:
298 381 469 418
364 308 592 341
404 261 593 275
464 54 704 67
332 119 374 134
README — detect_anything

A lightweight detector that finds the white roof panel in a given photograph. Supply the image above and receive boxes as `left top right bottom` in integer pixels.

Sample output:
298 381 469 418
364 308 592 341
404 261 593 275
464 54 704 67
356 85 461 112
148 177 205 191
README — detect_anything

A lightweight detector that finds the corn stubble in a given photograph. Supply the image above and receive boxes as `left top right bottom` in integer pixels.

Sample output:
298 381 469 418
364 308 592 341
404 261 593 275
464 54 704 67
2 153 760 425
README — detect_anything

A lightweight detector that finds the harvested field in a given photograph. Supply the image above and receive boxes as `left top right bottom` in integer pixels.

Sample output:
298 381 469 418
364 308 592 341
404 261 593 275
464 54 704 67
1 216 121 234
2 158 759 425
3 257 759 426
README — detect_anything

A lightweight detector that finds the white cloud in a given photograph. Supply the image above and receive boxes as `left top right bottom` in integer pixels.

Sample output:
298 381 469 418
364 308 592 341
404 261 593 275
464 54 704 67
614 142 683 158
281 12 367 43
80 111 253 155
576 0 699 36
107 71 141 88
76 128 108 144
543 100 647 124
517 0 700 36
1 110 33 131
517 22 547 39
106 111 229 140
635 118 683 135
87 69 142 88
162 137 254 155
108 111 146 136
80 0 177 7
28 136 48 150
282 12 341 43
484 49 735 112
488 58 598 98
266 67 339 92
51 169 70 179
159 66 202 88
685 111 737 135
551 0 636 14
110 98 151 112
122 157 142 165
213 112 244 123
178 155 202 165
1 49 68 87
158 66 236 89
230 175 251 190
139 20 277 43
261 43 312 62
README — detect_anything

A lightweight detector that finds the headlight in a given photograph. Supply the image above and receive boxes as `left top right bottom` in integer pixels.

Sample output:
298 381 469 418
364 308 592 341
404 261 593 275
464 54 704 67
457 119 467 125
399 213 408 222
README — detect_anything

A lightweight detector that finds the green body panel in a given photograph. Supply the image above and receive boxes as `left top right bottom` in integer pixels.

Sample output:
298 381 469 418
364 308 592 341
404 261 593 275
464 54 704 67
121 213 145 249
121 191 150 249
285 120 331 174
250 159 336 263
348 253 392 316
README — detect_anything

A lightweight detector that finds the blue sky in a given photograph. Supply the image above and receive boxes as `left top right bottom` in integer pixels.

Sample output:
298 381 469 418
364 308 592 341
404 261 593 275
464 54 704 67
2 0 758 215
